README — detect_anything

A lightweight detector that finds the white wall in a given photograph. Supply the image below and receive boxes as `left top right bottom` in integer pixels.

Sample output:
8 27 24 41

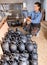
0 0 23 3
24 0 40 12
43 0 47 21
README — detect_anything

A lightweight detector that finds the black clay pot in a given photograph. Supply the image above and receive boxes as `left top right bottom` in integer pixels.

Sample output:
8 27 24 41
8 35 12 41
19 55 27 61
1 61 9 65
11 20 22 27
1 42 10 53
11 53 19 61
20 53 29 60
32 53 38 60
33 48 37 54
32 60 38 65
5 38 11 44
1 54 10 62
19 61 29 65
16 28 22 35
11 41 17 45
20 36 27 44
9 30 14 34
26 42 33 53
7 22 11 26
18 43 25 52
11 22 16 27
10 61 18 65
15 20 22 26
15 21 19 26
33 42 37 49
26 34 32 39
10 43 17 53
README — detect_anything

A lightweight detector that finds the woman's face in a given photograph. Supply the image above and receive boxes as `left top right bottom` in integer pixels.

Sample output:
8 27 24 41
34 4 40 12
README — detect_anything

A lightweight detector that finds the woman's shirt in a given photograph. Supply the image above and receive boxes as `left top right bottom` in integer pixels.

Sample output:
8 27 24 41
28 11 42 24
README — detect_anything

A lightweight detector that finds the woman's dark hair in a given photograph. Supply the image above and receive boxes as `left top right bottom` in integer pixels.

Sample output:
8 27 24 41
34 2 41 12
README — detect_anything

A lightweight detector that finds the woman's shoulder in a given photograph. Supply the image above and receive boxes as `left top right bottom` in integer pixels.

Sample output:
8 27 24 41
28 11 35 15
30 11 35 13
38 11 42 16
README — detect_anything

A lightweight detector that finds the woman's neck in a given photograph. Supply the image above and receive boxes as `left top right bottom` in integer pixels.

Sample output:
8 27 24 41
35 10 40 13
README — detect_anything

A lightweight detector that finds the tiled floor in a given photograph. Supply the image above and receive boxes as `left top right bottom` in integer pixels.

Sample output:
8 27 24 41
0 22 9 59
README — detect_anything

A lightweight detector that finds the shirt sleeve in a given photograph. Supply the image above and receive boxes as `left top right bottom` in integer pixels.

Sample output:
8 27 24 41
31 13 42 24
28 11 32 16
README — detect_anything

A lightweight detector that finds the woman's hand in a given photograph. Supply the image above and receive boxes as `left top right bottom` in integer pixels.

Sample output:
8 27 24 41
26 17 31 24
26 17 31 21
27 21 31 24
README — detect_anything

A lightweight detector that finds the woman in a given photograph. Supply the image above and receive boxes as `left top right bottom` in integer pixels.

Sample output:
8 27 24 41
24 2 42 34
